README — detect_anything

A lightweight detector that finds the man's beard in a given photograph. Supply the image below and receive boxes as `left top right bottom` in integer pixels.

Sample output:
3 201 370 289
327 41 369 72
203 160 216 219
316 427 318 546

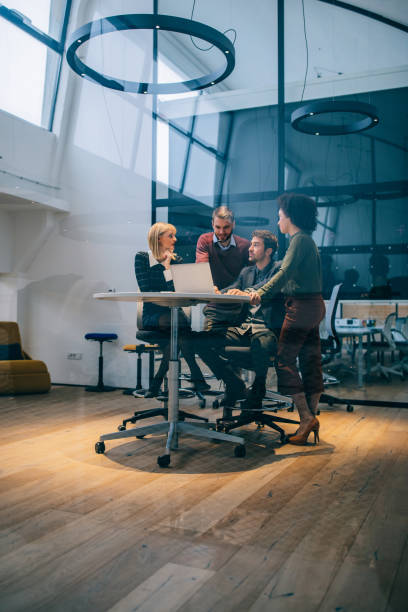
217 233 232 244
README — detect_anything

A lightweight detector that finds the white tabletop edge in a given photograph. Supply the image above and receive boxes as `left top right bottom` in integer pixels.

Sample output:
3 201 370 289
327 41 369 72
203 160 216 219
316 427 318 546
93 291 251 302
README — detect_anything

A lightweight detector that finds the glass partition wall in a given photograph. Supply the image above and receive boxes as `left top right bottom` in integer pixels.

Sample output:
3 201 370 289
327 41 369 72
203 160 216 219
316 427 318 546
154 0 408 296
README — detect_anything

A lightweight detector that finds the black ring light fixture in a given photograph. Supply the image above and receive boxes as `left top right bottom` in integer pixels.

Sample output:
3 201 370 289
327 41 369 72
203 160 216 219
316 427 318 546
66 14 235 94
291 101 379 135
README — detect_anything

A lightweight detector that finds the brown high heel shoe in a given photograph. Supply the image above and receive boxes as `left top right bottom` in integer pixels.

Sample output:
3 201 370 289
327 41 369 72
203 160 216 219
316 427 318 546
287 417 320 445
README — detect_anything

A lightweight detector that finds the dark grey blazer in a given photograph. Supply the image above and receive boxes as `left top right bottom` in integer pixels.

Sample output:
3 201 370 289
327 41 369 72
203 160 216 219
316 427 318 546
223 260 285 333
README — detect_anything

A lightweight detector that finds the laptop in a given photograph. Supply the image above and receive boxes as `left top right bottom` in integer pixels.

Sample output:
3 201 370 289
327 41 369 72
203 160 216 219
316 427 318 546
171 262 215 294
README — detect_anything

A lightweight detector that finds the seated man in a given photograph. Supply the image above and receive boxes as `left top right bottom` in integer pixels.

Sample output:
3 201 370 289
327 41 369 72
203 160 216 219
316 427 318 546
196 230 284 408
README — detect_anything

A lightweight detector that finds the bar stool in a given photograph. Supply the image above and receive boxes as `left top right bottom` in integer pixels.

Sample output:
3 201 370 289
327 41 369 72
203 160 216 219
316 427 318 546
84 332 118 392
122 343 158 395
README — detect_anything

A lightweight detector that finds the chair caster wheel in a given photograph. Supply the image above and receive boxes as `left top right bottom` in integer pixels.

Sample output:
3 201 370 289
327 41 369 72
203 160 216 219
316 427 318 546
212 400 219 409
118 424 126 431
280 433 287 443
95 441 105 454
136 434 145 439
347 404 354 412
316 409 320 415
288 406 294 412
199 399 206 409
157 454 171 468
234 445 246 458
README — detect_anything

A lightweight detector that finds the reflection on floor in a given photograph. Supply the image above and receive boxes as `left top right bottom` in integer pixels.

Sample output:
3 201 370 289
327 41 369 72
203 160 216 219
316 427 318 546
0 379 407 611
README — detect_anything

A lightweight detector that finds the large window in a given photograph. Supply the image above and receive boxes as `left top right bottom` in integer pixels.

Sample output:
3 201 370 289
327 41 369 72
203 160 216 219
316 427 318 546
0 1 71 129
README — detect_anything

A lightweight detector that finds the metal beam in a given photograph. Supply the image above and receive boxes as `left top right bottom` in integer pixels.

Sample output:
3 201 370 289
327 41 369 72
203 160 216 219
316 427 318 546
277 0 286 259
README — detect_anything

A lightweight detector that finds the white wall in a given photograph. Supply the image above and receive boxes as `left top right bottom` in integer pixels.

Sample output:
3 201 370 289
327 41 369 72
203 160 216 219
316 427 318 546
0 0 154 388
0 211 14 273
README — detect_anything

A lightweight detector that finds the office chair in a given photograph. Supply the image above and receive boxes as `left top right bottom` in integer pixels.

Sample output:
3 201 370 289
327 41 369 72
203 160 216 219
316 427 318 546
134 302 209 404
370 314 408 380
214 346 299 444
317 283 355 412
318 283 361 412
393 317 408 376
319 283 343 389
116 303 208 433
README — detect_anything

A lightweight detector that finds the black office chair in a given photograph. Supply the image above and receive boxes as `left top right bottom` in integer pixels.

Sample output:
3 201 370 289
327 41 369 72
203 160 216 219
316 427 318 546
116 303 208 433
214 346 299 444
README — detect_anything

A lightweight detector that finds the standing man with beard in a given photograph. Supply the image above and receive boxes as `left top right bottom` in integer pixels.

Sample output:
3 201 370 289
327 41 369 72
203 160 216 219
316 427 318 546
196 206 251 331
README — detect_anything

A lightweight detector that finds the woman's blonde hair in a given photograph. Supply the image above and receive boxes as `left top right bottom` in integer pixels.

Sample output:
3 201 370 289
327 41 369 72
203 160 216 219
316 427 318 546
148 222 177 260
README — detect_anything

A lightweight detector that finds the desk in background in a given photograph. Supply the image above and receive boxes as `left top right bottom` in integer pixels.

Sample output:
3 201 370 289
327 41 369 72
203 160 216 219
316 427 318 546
339 300 408 325
336 325 381 387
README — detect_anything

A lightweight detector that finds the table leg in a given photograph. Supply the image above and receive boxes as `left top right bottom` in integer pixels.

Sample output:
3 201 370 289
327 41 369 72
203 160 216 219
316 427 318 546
357 335 363 387
366 333 372 380
165 307 180 454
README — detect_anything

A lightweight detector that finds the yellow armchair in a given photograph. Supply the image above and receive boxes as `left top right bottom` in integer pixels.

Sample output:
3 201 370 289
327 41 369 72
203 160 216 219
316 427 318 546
0 322 51 395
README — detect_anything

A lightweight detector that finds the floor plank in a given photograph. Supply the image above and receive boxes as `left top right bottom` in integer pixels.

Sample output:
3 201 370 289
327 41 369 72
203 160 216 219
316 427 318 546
108 563 214 612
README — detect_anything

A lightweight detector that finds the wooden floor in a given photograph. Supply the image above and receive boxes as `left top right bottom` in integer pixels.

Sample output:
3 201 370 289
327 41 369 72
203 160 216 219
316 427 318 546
0 380 407 612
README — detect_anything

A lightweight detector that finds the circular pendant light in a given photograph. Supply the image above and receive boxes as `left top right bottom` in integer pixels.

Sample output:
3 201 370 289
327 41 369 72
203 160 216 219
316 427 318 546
66 14 235 94
291 101 379 135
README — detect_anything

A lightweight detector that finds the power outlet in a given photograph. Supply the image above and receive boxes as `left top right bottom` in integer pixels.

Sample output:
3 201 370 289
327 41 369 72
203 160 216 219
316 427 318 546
67 353 82 360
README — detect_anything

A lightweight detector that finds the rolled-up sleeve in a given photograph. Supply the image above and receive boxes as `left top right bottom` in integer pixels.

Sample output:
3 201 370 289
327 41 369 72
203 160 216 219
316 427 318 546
195 235 210 262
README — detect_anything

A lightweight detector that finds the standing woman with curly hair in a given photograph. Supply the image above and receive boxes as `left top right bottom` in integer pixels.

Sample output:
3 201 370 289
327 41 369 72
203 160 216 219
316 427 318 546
249 193 325 444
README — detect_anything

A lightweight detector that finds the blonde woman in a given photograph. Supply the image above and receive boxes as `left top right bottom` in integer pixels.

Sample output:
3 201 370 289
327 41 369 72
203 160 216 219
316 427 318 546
134 222 209 397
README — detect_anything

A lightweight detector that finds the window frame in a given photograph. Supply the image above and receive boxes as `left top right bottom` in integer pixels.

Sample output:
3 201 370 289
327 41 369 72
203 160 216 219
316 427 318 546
0 1 72 130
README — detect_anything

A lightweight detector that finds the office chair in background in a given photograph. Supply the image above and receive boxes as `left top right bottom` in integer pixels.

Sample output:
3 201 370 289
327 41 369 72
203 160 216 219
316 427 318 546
369 313 408 380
